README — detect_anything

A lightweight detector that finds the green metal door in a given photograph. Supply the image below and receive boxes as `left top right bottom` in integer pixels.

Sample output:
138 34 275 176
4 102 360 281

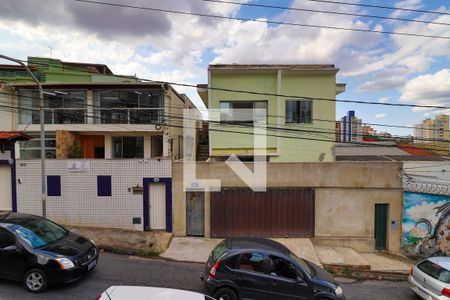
374 204 388 250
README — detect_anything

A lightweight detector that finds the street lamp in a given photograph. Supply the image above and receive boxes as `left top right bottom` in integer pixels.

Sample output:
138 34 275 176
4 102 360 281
0 54 46 218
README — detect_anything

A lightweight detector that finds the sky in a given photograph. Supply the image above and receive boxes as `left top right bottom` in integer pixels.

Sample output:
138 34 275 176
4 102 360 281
0 0 450 136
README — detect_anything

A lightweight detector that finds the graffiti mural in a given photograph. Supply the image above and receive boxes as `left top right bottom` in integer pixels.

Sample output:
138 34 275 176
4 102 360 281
402 192 450 258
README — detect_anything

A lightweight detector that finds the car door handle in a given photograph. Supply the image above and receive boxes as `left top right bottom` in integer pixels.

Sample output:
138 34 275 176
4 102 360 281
270 281 278 286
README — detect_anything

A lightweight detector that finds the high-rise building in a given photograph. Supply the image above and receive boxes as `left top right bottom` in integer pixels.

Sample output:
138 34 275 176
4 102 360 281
340 111 362 143
413 115 449 155
414 115 449 144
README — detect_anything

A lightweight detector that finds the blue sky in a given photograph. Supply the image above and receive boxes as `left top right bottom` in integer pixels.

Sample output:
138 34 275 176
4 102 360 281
0 0 450 136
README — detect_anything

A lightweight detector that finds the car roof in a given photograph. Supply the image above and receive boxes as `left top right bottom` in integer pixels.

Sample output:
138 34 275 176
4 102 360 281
427 256 450 270
0 211 42 228
226 237 291 255
106 286 208 300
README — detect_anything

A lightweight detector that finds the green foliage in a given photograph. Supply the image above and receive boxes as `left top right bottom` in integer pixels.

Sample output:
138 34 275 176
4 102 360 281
69 141 83 158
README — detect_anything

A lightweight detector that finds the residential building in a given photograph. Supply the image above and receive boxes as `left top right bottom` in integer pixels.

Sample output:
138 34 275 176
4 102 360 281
0 57 200 232
335 121 342 142
0 56 136 84
197 64 346 162
340 110 362 143
2 82 193 160
362 125 377 136
413 115 449 156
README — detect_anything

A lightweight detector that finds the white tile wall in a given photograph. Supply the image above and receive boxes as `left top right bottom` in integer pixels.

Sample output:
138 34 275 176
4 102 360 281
16 159 172 231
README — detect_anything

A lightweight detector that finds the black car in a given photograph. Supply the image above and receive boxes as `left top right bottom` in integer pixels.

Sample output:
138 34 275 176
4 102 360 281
0 211 99 292
202 237 345 300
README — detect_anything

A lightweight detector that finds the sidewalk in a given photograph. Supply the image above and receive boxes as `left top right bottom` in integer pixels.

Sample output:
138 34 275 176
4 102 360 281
69 226 173 256
161 237 413 280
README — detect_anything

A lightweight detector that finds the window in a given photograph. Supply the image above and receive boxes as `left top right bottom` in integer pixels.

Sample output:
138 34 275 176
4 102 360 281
94 90 164 124
112 136 144 159
19 133 56 159
7 218 67 249
220 101 267 123
286 99 312 124
151 136 163 158
18 89 86 125
418 260 450 283
238 252 265 273
268 255 304 281
97 176 112 197
47 176 61 197
0 228 15 249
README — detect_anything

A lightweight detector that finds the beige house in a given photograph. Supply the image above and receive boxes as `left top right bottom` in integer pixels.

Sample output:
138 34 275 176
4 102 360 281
172 161 403 254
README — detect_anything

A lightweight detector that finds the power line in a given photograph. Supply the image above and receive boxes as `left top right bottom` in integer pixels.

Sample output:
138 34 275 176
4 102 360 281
4 89 450 144
68 0 450 40
2 94 449 155
300 0 450 17
201 0 450 27
19 60 450 111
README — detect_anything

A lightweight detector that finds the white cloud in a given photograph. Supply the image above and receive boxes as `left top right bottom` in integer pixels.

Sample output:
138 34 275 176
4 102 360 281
390 0 423 19
345 8 450 77
405 200 447 224
378 97 391 103
375 113 387 119
401 69 450 106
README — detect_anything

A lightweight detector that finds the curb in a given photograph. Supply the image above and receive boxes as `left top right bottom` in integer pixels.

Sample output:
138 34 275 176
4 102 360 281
323 264 409 281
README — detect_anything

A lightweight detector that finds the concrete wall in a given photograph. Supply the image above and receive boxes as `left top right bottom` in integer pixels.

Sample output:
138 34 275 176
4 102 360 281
16 159 171 230
172 161 403 253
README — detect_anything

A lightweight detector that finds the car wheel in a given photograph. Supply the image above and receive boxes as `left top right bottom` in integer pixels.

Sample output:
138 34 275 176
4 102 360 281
23 269 48 293
213 287 237 300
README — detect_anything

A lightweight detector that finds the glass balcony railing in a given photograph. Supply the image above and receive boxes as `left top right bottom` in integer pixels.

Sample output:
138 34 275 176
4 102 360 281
94 108 164 124
19 108 165 125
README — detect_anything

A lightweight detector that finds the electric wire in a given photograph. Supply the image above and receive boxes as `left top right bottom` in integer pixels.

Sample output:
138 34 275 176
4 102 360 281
200 0 450 27
67 0 450 40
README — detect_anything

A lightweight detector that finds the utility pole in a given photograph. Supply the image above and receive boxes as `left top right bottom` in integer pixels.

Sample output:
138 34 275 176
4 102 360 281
0 54 46 218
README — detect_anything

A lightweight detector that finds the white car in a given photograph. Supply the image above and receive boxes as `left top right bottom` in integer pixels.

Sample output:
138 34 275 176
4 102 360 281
408 256 450 300
96 286 216 300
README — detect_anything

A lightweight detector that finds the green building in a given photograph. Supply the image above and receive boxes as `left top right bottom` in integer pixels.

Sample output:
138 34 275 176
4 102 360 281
197 64 345 162
0 56 137 84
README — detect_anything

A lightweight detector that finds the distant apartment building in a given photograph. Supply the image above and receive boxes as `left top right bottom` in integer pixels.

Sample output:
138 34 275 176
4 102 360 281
339 110 362 143
413 114 449 155
336 121 342 142
362 125 377 136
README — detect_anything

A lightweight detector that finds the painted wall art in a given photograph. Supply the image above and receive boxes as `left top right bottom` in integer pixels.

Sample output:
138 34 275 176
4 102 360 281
402 192 450 258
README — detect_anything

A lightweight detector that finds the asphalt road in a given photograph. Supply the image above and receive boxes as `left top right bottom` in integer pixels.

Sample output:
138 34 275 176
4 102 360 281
0 252 418 300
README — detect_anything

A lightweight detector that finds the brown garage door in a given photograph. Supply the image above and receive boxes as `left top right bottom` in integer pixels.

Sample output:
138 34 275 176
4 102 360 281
211 188 314 238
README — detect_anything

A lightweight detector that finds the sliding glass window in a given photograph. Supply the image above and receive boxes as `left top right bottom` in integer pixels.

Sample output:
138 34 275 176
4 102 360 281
18 90 87 125
94 90 164 124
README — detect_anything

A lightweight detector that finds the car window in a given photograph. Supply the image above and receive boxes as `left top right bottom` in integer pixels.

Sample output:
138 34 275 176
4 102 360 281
224 254 239 269
268 255 303 281
7 218 68 249
211 240 227 263
238 252 265 273
0 228 15 248
289 252 313 277
418 260 450 283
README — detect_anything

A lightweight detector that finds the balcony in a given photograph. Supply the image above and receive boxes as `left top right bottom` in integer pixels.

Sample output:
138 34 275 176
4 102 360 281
94 108 164 124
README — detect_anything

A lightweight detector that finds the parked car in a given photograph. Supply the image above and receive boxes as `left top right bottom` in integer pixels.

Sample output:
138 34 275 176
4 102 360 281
408 256 450 300
201 237 345 300
0 211 99 292
96 286 216 300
